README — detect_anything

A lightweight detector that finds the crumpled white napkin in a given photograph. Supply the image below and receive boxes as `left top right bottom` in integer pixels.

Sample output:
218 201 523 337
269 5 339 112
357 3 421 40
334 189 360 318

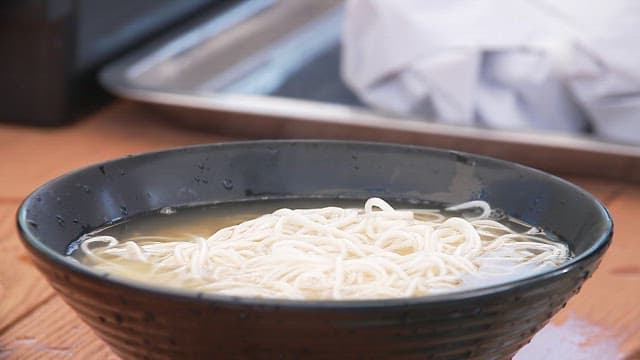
341 0 640 145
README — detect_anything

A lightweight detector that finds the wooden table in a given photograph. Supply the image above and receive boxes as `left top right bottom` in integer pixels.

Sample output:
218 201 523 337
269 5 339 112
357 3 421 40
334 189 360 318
0 101 638 359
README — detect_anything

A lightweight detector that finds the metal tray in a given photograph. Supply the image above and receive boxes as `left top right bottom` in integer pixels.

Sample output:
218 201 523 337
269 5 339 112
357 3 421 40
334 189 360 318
100 0 640 181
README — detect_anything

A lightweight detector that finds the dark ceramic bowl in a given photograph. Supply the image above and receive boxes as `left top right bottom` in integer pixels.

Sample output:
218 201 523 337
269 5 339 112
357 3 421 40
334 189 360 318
18 141 612 359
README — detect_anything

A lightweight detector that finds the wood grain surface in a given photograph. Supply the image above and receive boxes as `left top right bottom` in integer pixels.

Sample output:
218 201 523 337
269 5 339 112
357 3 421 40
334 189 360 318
0 101 638 359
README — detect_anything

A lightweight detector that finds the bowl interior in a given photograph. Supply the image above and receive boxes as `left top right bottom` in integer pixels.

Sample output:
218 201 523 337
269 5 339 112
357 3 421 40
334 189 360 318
18 140 612 299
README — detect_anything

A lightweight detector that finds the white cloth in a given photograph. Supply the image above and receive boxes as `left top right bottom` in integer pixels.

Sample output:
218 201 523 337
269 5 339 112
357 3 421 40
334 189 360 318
341 0 640 144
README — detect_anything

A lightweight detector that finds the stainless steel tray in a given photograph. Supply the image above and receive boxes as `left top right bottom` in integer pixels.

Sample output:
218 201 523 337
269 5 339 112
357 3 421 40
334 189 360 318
100 0 640 181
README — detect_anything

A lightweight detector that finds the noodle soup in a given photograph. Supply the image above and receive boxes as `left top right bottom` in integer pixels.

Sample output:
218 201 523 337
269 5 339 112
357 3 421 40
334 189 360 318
68 198 571 300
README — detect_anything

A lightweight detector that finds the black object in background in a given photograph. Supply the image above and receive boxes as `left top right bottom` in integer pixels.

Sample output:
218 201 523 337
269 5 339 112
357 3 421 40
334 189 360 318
0 0 223 126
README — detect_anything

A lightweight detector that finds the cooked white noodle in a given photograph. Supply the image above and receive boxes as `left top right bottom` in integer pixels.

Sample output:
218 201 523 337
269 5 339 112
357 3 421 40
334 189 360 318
77 198 569 300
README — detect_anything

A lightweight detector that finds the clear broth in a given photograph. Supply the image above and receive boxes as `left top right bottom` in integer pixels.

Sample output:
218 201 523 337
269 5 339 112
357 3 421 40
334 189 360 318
69 198 571 298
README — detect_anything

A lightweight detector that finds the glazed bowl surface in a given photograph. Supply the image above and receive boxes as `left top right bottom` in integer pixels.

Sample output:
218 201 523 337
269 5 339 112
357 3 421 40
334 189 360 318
18 140 612 359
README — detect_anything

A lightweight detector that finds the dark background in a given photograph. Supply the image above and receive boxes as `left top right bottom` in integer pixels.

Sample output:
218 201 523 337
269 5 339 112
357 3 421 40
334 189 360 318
0 0 224 125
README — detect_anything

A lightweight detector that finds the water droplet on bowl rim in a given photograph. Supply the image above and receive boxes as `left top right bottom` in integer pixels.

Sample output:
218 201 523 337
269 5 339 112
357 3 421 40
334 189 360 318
160 207 176 215
222 179 233 190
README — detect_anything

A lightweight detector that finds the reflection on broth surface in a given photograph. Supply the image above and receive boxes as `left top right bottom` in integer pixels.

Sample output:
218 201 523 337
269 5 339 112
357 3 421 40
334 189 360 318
69 198 571 300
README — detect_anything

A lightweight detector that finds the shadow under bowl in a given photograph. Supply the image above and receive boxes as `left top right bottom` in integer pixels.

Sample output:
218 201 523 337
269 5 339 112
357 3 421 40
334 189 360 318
17 140 612 359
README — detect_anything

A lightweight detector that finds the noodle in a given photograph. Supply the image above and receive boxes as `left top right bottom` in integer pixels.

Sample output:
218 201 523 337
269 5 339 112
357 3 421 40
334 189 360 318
75 198 569 300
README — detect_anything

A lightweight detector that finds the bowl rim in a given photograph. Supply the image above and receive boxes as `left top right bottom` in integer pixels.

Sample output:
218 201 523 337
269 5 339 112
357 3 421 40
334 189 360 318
17 139 613 309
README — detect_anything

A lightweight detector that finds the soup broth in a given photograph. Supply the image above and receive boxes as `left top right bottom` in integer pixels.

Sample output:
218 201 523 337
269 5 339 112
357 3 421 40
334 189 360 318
69 198 571 300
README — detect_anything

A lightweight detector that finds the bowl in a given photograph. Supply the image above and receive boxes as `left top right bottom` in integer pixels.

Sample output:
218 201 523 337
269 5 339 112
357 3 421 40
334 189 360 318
17 140 612 359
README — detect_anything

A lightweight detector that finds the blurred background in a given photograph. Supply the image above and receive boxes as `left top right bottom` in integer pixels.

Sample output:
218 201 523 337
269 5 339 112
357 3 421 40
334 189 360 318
1 0 639 179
